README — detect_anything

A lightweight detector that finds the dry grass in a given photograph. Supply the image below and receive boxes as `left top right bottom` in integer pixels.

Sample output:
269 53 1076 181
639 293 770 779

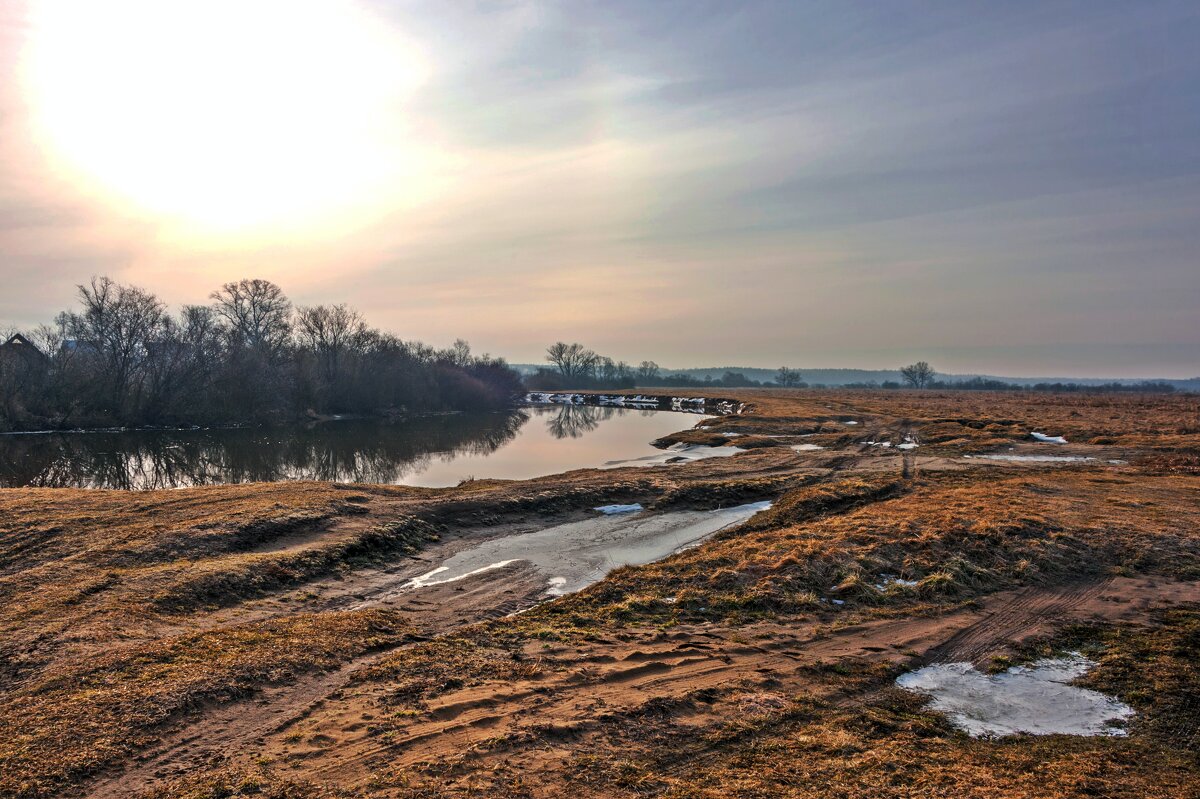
706 388 1200 453
1 389 1198 798
540 469 1200 625
1 609 412 799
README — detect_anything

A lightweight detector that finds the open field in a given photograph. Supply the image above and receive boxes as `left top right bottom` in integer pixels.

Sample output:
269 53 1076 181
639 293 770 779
2 390 1198 798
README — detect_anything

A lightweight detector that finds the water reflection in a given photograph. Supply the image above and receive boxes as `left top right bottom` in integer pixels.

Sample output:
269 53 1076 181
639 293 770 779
0 405 697 490
0 412 528 490
543 404 654 439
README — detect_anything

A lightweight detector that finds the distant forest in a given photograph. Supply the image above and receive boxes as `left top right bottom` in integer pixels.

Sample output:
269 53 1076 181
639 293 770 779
0 277 523 432
524 344 1184 394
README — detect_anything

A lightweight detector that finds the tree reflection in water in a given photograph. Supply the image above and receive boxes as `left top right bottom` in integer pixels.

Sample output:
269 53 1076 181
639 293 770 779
0 411 530 489
544 405 657 440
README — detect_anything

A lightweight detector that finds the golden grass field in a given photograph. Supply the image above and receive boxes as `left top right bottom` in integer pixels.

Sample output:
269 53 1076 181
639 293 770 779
1 389 1198 798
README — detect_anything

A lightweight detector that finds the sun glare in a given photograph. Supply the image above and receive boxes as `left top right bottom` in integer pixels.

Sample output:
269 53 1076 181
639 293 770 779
21 0 433 238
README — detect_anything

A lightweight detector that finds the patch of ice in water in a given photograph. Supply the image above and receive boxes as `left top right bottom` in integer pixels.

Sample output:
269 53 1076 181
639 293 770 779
594 503 643 515
1031 432 1068 444
896 654 1134 738
791 443 825 451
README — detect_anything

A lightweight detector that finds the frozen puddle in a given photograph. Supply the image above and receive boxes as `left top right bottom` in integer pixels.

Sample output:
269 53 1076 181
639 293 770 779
897 654 1133 738
404 502 771 597
602 443 745 468
967 454 1094 463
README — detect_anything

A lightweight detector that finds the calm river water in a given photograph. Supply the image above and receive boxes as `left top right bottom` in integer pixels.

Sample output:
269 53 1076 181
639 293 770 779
0 406 702 490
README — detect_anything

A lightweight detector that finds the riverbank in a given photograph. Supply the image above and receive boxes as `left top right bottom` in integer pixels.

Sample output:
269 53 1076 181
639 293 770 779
1 389 1198 798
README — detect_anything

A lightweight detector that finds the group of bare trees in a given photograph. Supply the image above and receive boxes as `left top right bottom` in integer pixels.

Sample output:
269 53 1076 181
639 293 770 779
0 277 523 431
528 342 640 390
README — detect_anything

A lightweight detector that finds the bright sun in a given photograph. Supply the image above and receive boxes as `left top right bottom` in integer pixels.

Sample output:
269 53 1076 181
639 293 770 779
21 0 432 237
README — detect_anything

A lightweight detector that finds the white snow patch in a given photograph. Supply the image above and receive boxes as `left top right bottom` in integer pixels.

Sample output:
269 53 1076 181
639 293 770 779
896 654 1134 738
545 576 568 595
843 420 859 425
897 443 919 450
594 503 643 515
1031 432 1068 444
791 443 825 452
874 575 919 591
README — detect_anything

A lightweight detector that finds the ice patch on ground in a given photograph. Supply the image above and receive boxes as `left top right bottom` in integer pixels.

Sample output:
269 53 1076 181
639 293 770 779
598 394 659 407
791 443 825 452
896 654 1134 738
843 420 859 425
602 443 746 468
1031 432 1068 444
966 454 1094 463
594 503 643 515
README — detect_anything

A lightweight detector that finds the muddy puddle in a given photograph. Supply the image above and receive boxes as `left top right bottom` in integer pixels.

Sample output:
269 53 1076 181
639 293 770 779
399 502 771 598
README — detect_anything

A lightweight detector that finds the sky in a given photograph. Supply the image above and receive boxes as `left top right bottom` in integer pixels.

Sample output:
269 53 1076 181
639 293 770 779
1 0 1197 378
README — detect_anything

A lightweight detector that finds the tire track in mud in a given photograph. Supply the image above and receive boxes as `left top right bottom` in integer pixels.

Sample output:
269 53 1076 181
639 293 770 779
81 651 388 799
261 582 1120 787
926 578 1114 665
82 574 1198 797
80 566 550 799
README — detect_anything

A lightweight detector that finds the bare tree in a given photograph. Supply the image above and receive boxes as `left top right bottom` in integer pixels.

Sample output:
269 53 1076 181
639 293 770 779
59 277 168 415
900 361 935 388
775 366 804 387
210 279 292 355
296 304 366 381
636 360 660 383
545 342 598 380
437 338 473 368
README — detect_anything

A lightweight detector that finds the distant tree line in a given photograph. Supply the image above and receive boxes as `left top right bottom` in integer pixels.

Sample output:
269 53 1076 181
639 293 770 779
526 343 795 390
847 362 1178 393
0 277 523 432
525 350 1180 395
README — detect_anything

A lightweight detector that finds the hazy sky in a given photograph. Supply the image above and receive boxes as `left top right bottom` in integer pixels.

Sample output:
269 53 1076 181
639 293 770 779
1 1 1197 377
